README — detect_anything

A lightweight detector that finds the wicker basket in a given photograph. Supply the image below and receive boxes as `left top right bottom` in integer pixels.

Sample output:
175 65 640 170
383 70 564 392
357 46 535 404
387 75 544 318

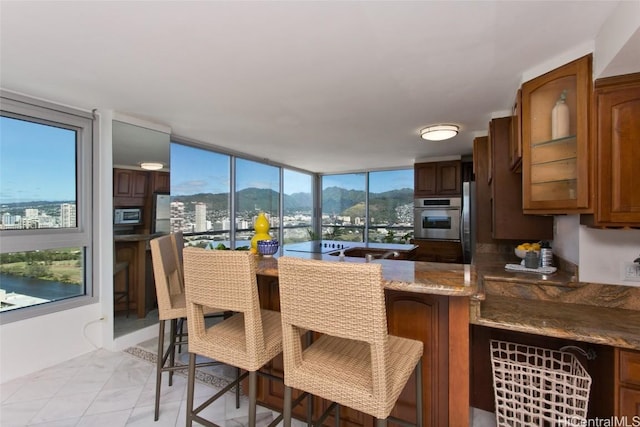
490 340 592 426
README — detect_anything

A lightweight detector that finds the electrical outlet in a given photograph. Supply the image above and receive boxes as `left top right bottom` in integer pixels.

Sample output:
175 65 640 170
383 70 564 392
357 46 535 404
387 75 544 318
621 262 640 282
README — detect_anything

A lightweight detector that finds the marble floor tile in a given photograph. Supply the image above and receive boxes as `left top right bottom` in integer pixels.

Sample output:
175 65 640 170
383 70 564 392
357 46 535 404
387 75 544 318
1 340 493 426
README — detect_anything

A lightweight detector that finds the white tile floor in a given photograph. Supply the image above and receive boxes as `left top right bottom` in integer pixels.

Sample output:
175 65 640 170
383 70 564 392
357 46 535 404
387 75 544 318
0 342 496 427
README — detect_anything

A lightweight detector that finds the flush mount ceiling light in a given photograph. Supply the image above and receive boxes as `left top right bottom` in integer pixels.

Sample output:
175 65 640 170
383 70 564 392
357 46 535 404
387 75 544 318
139 162 163 170
420 124 459 141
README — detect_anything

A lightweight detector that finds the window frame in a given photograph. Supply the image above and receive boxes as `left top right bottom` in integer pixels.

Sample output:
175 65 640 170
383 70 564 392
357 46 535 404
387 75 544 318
169 137 318 247
0 91 96 323
320 168 414 243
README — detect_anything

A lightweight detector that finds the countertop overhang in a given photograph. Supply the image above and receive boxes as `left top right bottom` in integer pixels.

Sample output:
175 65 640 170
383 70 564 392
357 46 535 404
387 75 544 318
255 240 477 297
255 241 640 350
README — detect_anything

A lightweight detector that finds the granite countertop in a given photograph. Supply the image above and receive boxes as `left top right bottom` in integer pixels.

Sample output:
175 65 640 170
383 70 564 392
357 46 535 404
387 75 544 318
255 241 477 297
470 250 640 351
114 233 167 242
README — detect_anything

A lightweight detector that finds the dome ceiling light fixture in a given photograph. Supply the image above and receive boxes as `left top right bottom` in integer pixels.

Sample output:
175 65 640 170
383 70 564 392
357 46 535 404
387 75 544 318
420 124 459 141
139 162 164 170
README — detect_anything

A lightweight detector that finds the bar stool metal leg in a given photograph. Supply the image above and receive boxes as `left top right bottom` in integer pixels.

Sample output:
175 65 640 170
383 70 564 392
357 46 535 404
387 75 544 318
283 385 292 427
154 319 165 421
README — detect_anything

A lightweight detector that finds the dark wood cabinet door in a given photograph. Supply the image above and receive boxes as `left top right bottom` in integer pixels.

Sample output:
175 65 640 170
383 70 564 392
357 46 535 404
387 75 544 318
436 161 461 195
591 73 640 226
489 116 553 241
509 89 523 172
414 161 461 198
386 291 449 427
114 169 135 198
414 162 437 197
132 171 148 198
150 171 170 193
114 168 148 206
619 387 640 418
618 348 640 418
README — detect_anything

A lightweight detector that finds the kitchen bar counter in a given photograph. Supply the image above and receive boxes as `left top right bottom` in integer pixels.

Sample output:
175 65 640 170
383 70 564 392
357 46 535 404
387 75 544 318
470 251 640 351
256 251 477 297
114 233 167 318
253 241 473 427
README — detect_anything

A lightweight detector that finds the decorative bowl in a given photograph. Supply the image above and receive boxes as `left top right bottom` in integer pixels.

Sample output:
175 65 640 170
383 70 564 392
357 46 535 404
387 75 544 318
257 239 279 256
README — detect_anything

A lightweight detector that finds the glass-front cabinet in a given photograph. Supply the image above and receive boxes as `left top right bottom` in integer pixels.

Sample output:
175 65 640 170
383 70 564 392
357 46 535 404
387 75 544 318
521 54 592 213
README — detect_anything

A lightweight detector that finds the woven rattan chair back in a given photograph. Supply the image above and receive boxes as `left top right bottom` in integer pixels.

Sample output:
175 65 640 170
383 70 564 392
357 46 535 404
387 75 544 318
277 256 391 405
182 248 267 369
278 256 388 343
279 256 423 426
150 234 185 321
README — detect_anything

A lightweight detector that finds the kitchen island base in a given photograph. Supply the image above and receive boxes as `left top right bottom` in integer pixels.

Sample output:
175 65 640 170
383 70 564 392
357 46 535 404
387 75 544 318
254 274 470 427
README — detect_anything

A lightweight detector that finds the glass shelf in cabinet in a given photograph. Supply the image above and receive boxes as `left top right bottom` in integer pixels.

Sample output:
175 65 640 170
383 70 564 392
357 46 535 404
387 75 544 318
531 134 577 147
530 179 578 201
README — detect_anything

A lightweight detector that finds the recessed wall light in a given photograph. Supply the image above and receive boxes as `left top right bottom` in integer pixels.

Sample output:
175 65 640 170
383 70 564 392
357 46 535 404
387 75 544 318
420 124 459 141
139 162 164 170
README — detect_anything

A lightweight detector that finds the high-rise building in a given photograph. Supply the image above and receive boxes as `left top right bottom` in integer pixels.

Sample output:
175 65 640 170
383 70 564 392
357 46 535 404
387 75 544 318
195 203 207 232
60 203 76 228
170 201 185 232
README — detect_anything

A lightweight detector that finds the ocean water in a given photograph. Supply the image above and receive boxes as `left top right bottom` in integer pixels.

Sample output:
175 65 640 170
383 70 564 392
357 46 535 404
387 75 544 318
0 273 83 301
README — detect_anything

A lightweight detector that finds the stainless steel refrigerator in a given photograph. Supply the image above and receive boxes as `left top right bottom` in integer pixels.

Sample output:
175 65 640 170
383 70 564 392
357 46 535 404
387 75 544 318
461 182 476 264
152 193 171 234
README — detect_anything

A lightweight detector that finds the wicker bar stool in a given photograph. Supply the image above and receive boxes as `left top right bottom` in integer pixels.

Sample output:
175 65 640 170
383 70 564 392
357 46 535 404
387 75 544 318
149 234 236 422
183 248 292 427
277 256 424 427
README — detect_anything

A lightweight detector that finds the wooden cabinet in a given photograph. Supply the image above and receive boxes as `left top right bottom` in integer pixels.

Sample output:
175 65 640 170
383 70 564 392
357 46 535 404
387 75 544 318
521 54 593 214
255 275 467 427
616 348 640 418
473 120 552 243
509 89 523 172
582 72 640 227
114 241 143 316
114 168 148 207
413 239 462 263
489 117 553 240
414 161 461 197
150 171 170 194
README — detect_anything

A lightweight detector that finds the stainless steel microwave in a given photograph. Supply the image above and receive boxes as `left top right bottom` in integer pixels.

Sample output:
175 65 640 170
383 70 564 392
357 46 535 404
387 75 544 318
114 208 142 225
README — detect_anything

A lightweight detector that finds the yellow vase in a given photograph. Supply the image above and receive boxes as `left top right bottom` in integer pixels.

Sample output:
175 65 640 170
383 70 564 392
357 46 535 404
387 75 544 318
251 212 272 250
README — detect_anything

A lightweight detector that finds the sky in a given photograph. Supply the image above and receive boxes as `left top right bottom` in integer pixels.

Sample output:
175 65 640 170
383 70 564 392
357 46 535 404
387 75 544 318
0 118 413 205
171 143 413 196
0 116 76 204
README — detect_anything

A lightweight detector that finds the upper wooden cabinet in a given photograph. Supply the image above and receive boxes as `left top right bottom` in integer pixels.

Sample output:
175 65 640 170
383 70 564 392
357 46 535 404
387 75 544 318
582 73 640 227
414 160 461 197
150 171 170 194
487 117 553 241
114 168 148 207
509 89 523 172
521 54 593 214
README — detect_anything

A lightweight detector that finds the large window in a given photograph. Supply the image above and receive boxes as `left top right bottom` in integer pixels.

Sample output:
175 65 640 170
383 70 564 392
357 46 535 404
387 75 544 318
367 169 414 243
170 143 231 248
170 141 315 248
235 159 280 245
321 173 366 241
321 169 413 243
283 169 313 243
0 93 94 321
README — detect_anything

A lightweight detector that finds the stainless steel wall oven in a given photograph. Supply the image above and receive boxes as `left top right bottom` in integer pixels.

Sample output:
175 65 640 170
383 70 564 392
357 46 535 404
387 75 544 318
414 197 462 241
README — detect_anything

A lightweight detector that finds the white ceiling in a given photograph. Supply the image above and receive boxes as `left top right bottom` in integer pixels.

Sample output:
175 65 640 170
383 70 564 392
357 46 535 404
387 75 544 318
0 1 634 173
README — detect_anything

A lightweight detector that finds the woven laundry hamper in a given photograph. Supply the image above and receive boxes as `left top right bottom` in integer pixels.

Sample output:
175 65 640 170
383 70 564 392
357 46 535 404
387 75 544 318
490 339 592 426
